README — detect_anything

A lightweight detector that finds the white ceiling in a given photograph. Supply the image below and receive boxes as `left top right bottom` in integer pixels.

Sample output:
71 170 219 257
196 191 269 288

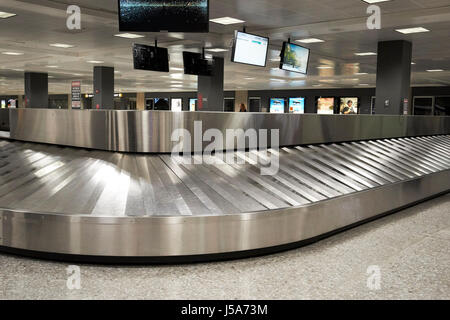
0 0 450 94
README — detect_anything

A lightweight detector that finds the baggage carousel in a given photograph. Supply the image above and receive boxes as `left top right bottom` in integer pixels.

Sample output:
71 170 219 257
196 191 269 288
0 109 449 263
0 134 449 263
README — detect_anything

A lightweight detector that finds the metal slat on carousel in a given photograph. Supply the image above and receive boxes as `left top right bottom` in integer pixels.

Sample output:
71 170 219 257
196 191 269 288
0 110 449 263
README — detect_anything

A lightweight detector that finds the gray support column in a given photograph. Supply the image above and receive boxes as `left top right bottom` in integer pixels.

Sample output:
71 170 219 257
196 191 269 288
198 57 224 112
24 72 48 108
375 40 412 115
93 66 114 109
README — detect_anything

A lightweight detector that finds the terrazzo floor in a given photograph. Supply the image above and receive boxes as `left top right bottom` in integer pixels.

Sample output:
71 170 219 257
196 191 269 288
1 193 449 300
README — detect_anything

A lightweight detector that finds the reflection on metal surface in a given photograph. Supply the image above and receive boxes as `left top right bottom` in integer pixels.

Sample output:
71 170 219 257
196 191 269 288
9 109 450 153
0 135 449 260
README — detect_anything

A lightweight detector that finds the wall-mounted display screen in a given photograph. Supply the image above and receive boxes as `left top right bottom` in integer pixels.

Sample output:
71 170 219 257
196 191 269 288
339 97 359 114
317 97 335 114
189 98 197 111
171 98 182 112
270 98 285 114
133 43 169 72
231 31 269 67
183 51 213 76
289 97 305 114
280 42 310 74
154 98 169 110
118 0 209 33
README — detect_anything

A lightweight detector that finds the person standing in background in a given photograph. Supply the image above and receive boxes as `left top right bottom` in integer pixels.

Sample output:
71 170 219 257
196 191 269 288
239 103 247 112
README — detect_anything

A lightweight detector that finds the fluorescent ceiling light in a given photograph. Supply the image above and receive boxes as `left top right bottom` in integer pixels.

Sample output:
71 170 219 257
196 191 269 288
270 78 286 82
50 43 75 48
210 17 245 25
396 27 430 34
244 77 256 80
317 66 333 69
47 65 58 68
361 0 391 3
296 38 324 44
0 11 16 19
355 52 377 56
206 48 228 52
426 69 444 72
170 67 184 71
358 83 370 86
87 60 104 64
114 33 145 39
2 52 24 56
355 72 368 75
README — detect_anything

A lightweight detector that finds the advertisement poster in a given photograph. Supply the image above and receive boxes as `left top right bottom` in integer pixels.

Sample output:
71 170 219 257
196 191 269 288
339 97 359 114
289 97 305 114
317 97 335 114
270 98 285 113
71 81 81 109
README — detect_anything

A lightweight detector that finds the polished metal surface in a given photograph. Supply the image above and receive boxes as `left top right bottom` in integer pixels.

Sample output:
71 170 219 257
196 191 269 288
9 109 450 153
0 135 449 259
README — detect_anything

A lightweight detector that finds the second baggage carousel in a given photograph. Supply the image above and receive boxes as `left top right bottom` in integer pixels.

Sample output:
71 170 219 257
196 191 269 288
1 134 449 263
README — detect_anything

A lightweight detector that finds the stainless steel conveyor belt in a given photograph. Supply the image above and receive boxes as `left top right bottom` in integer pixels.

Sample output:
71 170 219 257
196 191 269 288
0 135 449 262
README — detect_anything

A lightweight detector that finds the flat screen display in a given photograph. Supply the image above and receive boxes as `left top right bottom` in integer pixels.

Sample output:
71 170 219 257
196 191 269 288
183 51 213 76
171 98 182 112
339 97 359 115
280 42 310 74
270 98 285 114
289 97 305 114
189 98 197 111
154 98 169 110
119 0 209 33
317 97 335 115
232 31 269 67
133 43 169 72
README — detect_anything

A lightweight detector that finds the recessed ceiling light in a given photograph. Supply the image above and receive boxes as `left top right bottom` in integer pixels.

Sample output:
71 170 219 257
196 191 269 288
317 66 333 69
50 43 75 48
47 65 58 68
355 52 377 56
114 33 145 39
206 48 228 52
426 69 444 72
171 84 183 88
244 77 256 80
1 52 24 56
0 11 16 19
210 17 245 25
396 27 430 34
361 0 391 3
355 72 368 75
358 83 370 86
87 60 104 64
296 38 324 44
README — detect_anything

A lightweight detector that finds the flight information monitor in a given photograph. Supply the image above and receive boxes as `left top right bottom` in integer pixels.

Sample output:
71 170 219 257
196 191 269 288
280 42 310 74
133 43 169 72
119 0 209 33
183 51 213 76
289 97 305 114
270 98 285 114
231 31 269 67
